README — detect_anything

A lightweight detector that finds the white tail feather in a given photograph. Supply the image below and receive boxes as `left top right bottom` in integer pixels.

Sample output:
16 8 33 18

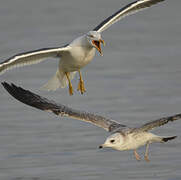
41 70 76 91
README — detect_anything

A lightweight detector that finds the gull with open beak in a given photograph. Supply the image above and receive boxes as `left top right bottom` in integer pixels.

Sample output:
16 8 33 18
0 0 165 95
91 38 105 56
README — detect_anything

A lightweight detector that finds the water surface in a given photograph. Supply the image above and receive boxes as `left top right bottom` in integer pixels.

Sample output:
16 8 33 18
0 0 181 179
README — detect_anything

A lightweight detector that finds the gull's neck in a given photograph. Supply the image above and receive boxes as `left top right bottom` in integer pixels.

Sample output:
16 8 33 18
70 34 92 49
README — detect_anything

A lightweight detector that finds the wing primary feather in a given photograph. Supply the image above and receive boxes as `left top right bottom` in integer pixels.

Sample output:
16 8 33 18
2 82 125 132
0 46 69 75
135 113 181 132
93 0 165 33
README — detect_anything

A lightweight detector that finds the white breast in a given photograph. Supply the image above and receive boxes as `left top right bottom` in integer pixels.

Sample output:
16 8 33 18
116 132 155 151
59 35 96 72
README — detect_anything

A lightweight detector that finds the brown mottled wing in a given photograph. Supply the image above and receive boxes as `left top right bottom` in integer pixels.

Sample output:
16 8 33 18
93 0 165 33
135 113 181 132
2 82 126 132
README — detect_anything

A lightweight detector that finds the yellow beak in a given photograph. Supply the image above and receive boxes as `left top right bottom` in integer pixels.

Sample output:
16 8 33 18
92 39 105 56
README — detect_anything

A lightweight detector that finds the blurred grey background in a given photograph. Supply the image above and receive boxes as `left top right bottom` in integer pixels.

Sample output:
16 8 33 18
0 0 181 179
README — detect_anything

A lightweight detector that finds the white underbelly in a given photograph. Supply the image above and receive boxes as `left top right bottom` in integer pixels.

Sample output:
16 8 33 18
60 47 96 72
116 132 154 151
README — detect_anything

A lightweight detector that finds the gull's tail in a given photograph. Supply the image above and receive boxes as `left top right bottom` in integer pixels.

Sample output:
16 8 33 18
41 70 76 91
162 136 177 142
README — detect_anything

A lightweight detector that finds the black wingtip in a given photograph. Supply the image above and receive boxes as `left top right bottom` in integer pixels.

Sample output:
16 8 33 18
1 81 12 90
2 81 40 108
2 81 60 112
2 81 18 91
2 81 19 98
2 81 29 101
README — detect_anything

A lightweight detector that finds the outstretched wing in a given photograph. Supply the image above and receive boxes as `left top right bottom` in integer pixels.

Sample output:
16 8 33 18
93 0 165 33
135 113 181 132
2 82 126 132
0 45 70 75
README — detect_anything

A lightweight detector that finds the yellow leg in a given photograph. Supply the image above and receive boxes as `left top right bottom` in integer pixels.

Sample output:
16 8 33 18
144 143 150 162
134 149 141 161
65 72 73 96
77 70 86 94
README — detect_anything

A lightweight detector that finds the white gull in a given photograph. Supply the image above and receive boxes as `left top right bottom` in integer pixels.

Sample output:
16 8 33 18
2 82 180 162
0 0 165 95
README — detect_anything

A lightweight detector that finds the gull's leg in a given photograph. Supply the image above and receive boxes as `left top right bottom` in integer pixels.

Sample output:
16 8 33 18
77 70 86 94
144 142 150 162
65 72 73 96
134 149 141 161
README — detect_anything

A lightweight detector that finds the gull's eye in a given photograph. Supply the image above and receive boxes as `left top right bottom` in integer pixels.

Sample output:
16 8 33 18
89 35 94 38
110 139 115 143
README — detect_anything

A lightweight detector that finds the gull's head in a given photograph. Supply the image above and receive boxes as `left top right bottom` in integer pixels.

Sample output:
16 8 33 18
99 133 124 150
86 31 105 56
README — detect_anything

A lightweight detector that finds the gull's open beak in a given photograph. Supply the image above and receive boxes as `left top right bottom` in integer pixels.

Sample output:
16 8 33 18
92 39 105 56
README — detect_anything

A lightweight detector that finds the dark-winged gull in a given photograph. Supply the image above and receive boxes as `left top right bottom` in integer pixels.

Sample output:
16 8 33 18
0 0 165 95
2 82 180 162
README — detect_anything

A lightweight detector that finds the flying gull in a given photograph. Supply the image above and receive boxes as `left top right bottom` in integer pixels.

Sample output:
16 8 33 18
0 0 165 95
2 82 180 162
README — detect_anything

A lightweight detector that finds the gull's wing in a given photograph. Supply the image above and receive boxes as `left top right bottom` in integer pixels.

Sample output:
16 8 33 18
0 45 70 75
93 0 165 33
2 82 126 132
134 113 181 132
